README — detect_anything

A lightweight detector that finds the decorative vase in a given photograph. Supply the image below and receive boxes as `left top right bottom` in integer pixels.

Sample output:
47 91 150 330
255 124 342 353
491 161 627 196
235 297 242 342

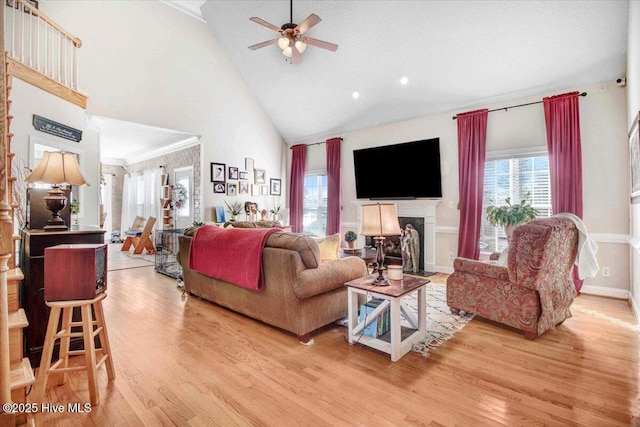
260 213 266 221
348 241 355 249
230 215 237 222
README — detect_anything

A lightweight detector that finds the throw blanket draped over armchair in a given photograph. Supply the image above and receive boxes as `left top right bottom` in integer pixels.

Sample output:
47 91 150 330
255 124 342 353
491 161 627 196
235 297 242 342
189 225 278 290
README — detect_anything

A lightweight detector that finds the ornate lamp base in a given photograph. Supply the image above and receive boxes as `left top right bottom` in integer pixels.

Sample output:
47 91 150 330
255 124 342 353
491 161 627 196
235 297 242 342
43 185 69 232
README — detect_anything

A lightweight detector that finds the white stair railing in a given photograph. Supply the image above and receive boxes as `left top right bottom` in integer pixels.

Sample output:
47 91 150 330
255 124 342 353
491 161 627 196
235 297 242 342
4 0 81 90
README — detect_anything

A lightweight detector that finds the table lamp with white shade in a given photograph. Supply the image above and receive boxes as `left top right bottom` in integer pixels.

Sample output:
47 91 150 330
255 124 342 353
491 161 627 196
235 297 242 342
26 151 87 231
360 203 401 285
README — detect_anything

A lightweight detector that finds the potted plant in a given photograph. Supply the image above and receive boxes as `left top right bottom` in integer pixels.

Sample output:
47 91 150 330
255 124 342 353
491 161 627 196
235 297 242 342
225 201 243 221
70 198 80 229
344 230 358 249
486 193 539 239
269 204 282 222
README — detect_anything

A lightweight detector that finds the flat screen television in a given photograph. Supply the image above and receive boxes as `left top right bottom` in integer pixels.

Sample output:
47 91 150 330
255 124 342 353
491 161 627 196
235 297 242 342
353 138 442 199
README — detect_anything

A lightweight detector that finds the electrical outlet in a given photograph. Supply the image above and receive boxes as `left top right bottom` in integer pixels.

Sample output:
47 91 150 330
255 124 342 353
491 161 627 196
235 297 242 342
448 201 454 209
449 251 454 260
602 267 610 277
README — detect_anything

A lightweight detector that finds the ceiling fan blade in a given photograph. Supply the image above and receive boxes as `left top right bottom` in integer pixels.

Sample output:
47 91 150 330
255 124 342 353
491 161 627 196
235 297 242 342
291 45 301 64
249 17 282 33
295 13 321 34
248 39 278 50
303 36 338 52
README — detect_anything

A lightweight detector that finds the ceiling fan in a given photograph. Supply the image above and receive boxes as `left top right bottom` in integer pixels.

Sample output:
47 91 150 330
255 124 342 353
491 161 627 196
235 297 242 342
248 0 338 64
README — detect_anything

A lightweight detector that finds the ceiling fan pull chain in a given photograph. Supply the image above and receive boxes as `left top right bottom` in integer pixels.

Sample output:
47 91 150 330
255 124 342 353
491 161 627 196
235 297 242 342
290 0 293 24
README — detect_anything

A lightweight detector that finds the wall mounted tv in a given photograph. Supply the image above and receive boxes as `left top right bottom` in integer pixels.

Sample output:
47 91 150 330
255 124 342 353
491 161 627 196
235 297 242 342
353 138 442 199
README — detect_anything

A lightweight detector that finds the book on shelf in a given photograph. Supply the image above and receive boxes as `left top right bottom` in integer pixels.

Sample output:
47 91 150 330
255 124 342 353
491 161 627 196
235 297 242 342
358 298 389 338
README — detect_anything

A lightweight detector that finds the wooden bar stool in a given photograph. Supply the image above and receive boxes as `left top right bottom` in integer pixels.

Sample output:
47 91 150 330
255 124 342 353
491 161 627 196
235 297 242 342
34 293 115 406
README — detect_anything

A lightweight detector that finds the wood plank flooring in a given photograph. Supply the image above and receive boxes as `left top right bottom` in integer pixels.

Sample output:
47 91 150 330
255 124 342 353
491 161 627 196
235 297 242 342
29 267 639 426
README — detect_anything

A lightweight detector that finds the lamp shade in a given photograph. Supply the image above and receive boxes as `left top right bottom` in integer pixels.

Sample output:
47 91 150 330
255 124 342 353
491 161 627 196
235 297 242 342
26 152 88 186
360 203 401 237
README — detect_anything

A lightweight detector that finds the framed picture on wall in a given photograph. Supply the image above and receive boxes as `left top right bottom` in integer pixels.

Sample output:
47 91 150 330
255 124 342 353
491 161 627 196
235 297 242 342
630 111 640 203
211 162 225 182
270 178 281 196
228 167 239 180
251 184 260 196
254 169 266 184
227 183 238 196
239 181 249 194
260 185 269 196
213 182 226 193
245 158 254 171
239 171 249 180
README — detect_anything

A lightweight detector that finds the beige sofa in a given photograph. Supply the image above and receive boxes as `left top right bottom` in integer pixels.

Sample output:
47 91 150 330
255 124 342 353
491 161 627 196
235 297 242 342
177 227 367 342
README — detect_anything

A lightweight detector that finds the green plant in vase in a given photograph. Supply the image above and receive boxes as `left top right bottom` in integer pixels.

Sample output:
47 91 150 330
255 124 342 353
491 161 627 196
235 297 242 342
269 204 282 222
70 198 80 228
486 192 539 239
225 201 243 221
344 230 358 249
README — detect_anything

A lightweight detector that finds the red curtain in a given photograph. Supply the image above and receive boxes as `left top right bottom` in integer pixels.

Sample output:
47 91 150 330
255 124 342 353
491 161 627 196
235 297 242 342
543 91 584 291
326 138 341 236
289 144 306 233
456 109 489 260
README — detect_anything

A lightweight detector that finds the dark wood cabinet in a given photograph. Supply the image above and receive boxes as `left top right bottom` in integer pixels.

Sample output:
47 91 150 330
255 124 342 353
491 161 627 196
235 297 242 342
20 228 106 366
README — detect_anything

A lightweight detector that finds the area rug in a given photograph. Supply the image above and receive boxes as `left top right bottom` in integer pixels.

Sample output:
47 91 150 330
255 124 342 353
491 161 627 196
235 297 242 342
107 243 155 271
401 281 474 357
340 280 474 358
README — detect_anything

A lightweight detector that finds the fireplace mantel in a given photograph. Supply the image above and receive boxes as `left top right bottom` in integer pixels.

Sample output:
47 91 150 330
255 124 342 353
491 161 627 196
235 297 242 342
352 199 440 272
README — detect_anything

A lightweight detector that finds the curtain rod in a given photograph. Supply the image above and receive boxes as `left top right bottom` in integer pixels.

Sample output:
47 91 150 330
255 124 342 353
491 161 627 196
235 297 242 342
289 137 343 149
452 92 587 120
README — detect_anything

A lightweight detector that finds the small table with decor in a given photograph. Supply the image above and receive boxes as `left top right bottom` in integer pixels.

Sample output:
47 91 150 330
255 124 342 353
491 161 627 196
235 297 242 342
345 273 429 362
340 247 378 273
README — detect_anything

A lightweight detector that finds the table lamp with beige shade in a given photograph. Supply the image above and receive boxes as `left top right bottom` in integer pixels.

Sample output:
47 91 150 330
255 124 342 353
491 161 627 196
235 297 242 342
26 151 88 231
359 203 401 285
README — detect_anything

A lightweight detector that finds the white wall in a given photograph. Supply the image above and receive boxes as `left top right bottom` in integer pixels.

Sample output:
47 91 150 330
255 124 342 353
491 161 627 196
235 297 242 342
10 79 100 228
296 80 629 296
627 0 640 318
36 0 287 221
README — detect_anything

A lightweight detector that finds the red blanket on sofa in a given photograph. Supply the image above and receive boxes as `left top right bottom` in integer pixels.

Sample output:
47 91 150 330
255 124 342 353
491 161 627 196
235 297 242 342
188 225 279 290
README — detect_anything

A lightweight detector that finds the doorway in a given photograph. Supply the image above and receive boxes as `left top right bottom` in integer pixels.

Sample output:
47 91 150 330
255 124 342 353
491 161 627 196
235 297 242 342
173 166 193 229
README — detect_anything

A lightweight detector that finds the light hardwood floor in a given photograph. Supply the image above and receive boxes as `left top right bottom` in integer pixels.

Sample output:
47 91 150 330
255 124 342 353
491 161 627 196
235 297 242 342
29 267 639 426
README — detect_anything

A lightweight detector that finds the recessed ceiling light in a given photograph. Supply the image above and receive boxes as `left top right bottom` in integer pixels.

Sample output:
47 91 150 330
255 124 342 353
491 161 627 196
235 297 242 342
352 91 360 99
400 76 409 85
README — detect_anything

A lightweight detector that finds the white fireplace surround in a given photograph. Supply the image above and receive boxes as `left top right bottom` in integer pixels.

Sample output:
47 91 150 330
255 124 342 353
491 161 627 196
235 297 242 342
352 200 440 272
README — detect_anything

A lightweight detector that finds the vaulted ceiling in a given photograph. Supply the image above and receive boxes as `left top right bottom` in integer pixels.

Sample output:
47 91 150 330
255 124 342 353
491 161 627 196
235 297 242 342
192 0 627 144
107 0 627 162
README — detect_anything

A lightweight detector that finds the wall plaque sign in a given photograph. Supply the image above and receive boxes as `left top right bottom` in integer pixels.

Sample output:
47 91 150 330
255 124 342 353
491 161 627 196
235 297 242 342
32 115 82 142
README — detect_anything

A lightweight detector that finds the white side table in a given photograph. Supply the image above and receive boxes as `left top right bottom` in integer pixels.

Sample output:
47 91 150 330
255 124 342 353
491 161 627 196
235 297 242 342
346 274 429 362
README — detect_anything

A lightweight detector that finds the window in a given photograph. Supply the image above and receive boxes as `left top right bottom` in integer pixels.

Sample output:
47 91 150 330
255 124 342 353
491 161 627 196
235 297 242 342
303 173 327 236
480 150 551 253
135 174 145 217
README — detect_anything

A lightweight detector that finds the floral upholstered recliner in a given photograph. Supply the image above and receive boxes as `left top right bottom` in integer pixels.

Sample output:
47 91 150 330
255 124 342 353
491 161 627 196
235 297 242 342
446 217 579 339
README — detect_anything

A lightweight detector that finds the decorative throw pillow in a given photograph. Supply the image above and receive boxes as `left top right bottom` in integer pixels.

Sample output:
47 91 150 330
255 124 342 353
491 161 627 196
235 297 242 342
313 233 340 262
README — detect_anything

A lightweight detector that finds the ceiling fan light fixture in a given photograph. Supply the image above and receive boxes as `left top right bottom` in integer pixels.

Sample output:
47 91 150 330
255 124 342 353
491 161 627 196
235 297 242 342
277 36 290 50
282 46 293 57
295 40 307 53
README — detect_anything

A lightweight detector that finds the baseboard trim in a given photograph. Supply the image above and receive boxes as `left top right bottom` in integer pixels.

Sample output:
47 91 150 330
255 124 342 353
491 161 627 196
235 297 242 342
580 285 629 299
630 293 640 325
434 266 454 274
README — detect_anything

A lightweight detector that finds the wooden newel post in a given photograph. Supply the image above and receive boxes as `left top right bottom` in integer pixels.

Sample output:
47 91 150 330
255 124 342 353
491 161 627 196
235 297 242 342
0 207 12 407
0 0 15 420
